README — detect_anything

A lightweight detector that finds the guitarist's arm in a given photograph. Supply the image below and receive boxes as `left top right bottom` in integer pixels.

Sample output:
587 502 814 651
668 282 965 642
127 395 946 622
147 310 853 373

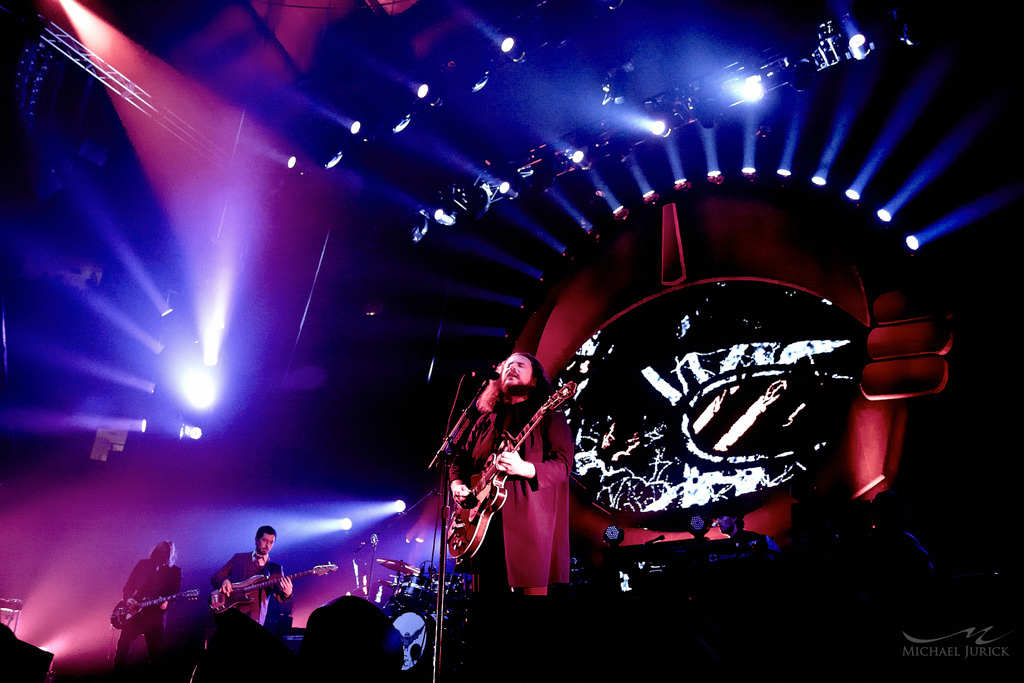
493 450 537 479
211 553 242 597
525 410 573 489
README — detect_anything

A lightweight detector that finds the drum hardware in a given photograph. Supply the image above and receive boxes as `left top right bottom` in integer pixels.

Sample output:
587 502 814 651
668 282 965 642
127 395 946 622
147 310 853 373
377 557 420 575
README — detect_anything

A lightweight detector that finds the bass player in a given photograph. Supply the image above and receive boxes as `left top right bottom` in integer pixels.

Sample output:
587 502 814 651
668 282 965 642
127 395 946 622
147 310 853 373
210 526 292 626
449 352 573 596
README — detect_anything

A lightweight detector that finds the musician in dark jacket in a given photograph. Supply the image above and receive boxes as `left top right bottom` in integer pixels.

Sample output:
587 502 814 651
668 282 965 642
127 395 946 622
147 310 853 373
450 352 573 595
211 525 292 626
113 541 182 673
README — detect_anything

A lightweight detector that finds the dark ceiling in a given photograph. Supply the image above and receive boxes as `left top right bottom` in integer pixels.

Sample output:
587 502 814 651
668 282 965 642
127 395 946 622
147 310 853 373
1 0 1021 635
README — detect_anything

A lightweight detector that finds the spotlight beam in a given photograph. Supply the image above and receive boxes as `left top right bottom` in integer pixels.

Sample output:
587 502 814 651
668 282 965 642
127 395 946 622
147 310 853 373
847 52 951 198
911 182 1024 248
879 95 1004 220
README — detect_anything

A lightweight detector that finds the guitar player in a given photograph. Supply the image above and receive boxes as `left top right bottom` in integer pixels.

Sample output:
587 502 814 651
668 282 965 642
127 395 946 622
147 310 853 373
210 526 293 626
112 541 182 674
449 352 573 597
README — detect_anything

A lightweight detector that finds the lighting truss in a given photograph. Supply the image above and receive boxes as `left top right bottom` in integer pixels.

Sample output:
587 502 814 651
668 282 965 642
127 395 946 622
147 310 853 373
813 15 874 71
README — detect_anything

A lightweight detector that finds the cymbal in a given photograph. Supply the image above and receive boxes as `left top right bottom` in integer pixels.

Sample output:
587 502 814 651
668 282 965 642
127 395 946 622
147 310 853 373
377 558 419 575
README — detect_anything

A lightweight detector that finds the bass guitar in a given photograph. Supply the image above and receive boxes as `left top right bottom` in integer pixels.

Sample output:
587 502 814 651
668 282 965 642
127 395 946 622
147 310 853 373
110 588 200 629
208 563 338 613
446 381 577 560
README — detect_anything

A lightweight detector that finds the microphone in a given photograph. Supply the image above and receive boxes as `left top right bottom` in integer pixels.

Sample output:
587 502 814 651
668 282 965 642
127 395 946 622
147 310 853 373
468 371 499 379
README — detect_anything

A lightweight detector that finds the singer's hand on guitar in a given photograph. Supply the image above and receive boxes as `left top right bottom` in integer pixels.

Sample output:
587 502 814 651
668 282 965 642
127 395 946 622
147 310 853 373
219 579 233 597
279 576 293 599
495 450 536 479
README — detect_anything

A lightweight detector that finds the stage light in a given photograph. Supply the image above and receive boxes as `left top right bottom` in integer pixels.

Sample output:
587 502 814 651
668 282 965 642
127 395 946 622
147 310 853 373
849 32 870 60
433 207 456 226
891 7 922 46
393 115 412 134
842 14 872 60
179 424 203 440
742 167 756 175
472 72 490 92
411 213 429 243
674 178 691 190
845 189 860 200
689 514 711 538
906 235 920 250
777 168 792 177
649 119 670 137
415 83 429 99
741 75 765 102
603 525 624 546
349 120 361 135
340 517 353 530
642 190 659 204
811 175 827 186
431 183 489 227
287 156 297 169
500 36 525 62
601 80 614 106
496 180 519 199
183 370 215 409
568 148 586 165
612 205 629 220
877 208 893 222
394 500 407 513
324 149 344 169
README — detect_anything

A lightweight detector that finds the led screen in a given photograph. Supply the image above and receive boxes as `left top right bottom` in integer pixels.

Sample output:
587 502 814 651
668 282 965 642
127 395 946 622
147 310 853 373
561 281 865 526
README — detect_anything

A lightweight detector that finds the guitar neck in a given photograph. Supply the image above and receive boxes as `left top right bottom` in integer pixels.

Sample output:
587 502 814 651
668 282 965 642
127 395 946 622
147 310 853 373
238 567 318 592
136 589 194 609
473 398 561 494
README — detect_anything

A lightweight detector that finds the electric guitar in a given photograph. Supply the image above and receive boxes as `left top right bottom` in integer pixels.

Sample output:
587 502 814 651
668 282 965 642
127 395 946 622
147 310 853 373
208 563 338 613
446 382 577 559
110 589 200 629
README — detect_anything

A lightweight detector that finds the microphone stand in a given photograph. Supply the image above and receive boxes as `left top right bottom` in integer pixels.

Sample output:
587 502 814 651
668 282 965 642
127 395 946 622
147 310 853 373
427 375 488 683
353 489 436 605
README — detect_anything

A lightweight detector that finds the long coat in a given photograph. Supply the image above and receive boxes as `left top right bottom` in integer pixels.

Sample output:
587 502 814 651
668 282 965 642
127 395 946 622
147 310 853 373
451 401 573 587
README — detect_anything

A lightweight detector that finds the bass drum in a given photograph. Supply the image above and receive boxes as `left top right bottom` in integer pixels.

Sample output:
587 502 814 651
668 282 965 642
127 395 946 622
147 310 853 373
391 610 434 674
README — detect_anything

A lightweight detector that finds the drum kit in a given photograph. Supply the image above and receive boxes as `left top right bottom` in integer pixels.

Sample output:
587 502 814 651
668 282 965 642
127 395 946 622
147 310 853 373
376 558 470 674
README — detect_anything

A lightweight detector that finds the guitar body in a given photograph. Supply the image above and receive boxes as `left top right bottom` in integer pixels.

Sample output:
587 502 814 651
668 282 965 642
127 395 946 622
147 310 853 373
110 600 136 630
208 574 264 613
208 564 338 614
447 459 509 559
110 589 199 629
